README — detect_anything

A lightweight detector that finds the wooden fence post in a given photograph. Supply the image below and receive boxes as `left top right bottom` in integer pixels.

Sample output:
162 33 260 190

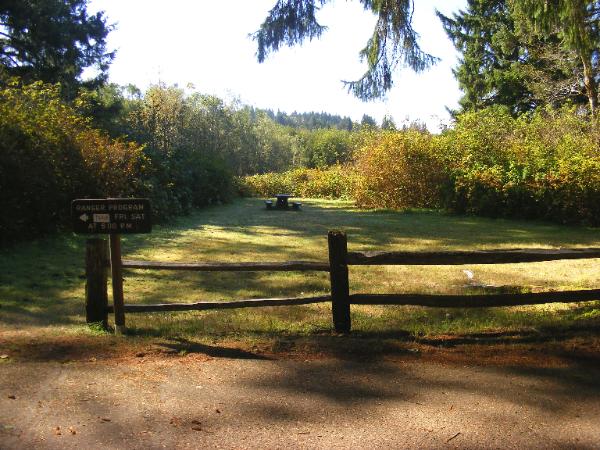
109 234 126 335
86 238 108 329
328 230 351 333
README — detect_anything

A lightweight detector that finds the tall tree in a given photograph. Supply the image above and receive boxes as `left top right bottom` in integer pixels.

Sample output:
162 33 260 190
439 0 587 114
509 0 600 114
253 0 437 101
438 0 534 114
0 0 114 97
381 114 397 130
360 113 377 128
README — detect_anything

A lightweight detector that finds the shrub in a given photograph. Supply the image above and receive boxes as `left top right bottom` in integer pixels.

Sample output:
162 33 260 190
298 128 355 168
243 107 600 226
0 80 145 244
353 130 447 209
440 106 600 225
124 85 237 219
240 166 357 199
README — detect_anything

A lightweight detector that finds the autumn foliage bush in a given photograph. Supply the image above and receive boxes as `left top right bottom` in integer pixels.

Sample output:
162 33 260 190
0 80 145 244
3 78 598 247
240 166 357 199
242 106 600 226
352 130 448 209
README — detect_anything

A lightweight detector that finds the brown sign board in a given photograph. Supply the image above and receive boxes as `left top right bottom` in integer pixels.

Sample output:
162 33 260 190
71 198 152 234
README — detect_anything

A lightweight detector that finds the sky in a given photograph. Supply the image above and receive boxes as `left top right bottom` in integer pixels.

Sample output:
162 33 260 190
88 0 468 131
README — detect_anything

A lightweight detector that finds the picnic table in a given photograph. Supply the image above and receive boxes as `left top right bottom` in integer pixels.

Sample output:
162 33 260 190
275 193 291 209
265 194 302 210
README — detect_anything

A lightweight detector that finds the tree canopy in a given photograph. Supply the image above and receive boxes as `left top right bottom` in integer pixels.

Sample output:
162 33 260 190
253 0 437 101
255 0 599 113
509 0 600 114
0 0 114 97
438 0 587 115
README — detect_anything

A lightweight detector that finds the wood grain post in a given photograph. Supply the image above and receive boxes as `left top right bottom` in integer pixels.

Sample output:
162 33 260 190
328 230 351 333
85 238 108 329
109 234 126 335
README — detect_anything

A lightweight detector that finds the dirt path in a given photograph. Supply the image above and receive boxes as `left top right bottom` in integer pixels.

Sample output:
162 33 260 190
1 346 599 449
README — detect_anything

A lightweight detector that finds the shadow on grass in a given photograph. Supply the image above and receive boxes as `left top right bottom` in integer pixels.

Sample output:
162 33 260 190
2 197 600 330
122 318 600 369
121 270 329 306
121 198 600 255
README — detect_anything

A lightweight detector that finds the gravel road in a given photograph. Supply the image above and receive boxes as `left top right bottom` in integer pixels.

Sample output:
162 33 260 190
1 349 599 449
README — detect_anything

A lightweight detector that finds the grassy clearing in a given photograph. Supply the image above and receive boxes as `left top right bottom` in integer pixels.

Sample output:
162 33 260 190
1 198 599 342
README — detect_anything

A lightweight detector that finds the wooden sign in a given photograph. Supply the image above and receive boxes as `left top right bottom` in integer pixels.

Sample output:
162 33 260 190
71 198 152 234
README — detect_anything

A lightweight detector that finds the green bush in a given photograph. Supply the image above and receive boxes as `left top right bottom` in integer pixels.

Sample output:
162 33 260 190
124 85 238 219
298 128 355 168
441 106 600 225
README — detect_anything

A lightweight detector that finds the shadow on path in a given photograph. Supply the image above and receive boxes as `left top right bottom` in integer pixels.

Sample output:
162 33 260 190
155 338 271 360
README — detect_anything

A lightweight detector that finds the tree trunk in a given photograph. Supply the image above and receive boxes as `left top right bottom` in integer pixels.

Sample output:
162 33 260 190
581 54 598 116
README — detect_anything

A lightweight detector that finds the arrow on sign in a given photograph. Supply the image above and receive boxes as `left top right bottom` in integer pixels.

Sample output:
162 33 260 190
79 213 89 222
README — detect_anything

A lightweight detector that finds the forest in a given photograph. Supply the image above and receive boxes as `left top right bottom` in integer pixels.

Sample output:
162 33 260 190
1 0 599 246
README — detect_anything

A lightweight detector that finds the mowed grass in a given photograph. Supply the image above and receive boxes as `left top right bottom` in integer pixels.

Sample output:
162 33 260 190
1 197 599 340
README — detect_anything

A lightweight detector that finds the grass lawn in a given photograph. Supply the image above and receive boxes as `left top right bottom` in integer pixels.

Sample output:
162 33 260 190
1 197 599 343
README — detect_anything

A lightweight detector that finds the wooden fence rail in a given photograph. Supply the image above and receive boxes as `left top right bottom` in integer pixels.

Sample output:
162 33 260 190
107 295 330 313
85 231 600 334
347 248 600 265
121 260 330 272
351 290 600 308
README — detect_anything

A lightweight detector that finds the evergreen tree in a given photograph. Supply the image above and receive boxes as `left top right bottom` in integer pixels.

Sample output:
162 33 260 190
338 117 354 131
360 114 377 128
509 0 600 115
439 0 587 114
253 0 437 100
0 0 114 97
438 0 534 114
381 114 397 130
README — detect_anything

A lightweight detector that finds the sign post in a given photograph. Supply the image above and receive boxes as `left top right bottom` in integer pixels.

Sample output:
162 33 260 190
109 234 126 335
72 198 152 234
72 198 152 335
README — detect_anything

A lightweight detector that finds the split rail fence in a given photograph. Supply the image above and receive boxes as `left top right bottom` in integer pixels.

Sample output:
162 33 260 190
85 231 600 333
